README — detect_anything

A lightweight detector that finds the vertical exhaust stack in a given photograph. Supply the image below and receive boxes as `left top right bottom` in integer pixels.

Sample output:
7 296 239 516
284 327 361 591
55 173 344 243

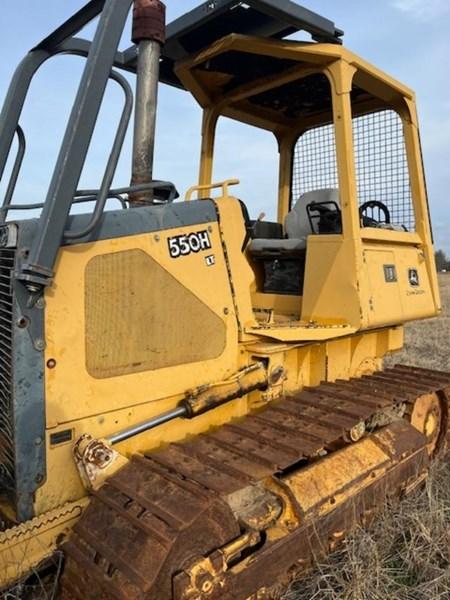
130 0 166 205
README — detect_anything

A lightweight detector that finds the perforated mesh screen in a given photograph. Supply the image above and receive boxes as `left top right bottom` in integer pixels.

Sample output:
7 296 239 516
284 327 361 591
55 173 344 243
85 250 226 378
353 110 414 230
292 123 338 199
292 109 415 231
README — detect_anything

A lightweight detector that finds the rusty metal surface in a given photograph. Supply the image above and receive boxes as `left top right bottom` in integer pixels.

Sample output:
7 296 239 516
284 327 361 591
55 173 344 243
61 455 240 600
59 366 450 600
216 434 429 600
132 0 166 45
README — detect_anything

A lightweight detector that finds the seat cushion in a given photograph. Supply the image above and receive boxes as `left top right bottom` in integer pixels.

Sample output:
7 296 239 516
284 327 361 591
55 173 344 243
249 238 307 255
285 188 339 239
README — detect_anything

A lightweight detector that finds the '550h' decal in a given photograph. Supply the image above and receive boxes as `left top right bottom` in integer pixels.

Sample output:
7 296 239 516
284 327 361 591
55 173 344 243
168 230 212 258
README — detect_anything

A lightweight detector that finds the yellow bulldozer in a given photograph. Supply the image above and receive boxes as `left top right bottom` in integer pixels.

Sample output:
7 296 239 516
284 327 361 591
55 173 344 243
0 0 448 598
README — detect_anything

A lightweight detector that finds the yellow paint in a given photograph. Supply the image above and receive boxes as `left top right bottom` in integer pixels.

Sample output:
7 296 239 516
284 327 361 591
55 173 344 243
85 249 227 377
214 199 257 334
283 437 391 516
185 178 240 201
246 322 357 342
177 33 439 335
44 222 239 427
410 393 442 454
362 244 435 327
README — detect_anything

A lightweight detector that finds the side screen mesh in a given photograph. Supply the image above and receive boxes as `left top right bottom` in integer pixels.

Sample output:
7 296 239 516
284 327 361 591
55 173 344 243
292 123 338 201
353 110 414 231
292 109 415 231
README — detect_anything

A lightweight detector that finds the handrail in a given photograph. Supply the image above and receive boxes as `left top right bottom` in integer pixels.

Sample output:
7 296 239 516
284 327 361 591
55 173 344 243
0 126 26 223
63 69 132 240
0 182 178 218
0 40 133 196
16 0 134 290
73 193 128 210
0 194 127 214
75 181 178 203
185 179 240 201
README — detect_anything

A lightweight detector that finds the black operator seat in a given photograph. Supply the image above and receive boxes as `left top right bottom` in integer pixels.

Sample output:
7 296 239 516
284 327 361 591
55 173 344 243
249 188 341 258
247 189 340 295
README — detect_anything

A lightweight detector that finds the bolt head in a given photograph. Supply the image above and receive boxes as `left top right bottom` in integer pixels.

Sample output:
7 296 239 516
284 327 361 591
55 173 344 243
201 579 213 594
35 339 45 351
16 316 29 329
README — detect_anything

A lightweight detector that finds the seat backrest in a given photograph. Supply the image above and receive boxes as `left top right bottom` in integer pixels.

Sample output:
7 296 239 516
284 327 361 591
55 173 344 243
285 188 340 239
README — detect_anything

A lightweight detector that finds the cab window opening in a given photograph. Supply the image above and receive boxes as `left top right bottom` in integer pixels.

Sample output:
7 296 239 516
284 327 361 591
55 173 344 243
291 106 416 234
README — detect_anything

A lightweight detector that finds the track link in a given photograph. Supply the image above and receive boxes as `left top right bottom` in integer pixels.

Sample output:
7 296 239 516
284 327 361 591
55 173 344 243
60 366 450 600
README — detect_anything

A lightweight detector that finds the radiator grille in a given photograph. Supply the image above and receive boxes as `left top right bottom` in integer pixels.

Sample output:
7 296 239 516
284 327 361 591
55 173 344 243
0 247 15 495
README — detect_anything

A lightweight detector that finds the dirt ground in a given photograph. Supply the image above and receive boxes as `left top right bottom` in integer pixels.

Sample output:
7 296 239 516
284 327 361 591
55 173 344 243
284 274 450 600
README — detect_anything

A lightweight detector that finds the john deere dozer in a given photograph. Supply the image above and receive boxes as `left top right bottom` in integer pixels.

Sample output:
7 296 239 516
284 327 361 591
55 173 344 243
0 0 448 598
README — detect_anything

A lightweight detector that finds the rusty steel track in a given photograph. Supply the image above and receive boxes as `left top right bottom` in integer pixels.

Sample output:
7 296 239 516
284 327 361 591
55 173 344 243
59 366 450 600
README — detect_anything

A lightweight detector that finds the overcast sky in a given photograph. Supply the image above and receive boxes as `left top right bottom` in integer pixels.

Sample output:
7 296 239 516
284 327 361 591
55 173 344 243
0 0 448 253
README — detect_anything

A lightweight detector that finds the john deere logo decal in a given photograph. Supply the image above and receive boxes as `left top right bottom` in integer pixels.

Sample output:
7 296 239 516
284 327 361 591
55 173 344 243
408 268 420 287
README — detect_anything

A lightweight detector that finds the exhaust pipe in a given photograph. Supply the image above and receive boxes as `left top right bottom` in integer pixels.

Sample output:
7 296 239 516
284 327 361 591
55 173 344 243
130 0 166 205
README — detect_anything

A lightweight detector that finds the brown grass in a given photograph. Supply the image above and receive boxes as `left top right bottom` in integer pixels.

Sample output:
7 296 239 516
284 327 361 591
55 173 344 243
284 461 450 600
384 273 450 372
284 274 450 600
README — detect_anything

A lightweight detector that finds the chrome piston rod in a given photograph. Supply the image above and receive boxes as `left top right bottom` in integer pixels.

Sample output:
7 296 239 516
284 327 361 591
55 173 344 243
108 363 268 446
109 405 187 445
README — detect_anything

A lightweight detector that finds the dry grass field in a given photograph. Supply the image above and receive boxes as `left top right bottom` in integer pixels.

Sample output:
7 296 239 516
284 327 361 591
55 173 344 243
284 274 450 600
385 273 450 372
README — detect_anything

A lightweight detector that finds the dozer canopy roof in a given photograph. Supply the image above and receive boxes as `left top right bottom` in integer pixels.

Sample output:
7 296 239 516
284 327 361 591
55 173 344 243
157 0 343 88
174 34 416 133
32 0 412 134
34 0 343 90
